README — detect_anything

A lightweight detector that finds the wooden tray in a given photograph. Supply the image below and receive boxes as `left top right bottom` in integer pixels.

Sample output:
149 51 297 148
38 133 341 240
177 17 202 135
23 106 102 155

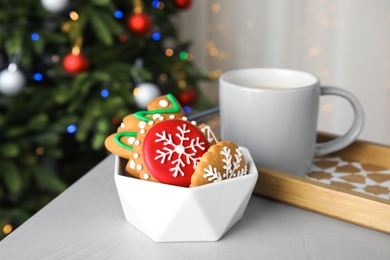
254 133 390 234
190 110 390 234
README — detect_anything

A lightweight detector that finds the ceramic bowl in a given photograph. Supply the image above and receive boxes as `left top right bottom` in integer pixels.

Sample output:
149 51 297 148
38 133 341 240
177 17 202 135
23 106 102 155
114 147 258 242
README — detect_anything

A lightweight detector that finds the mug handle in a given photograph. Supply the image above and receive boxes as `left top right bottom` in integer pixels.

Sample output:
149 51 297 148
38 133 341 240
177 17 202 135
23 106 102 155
315 86 364 156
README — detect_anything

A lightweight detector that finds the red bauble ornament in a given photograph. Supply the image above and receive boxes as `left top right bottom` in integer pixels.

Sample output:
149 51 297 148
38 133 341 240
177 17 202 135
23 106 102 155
174 0 192 9
178 89 197 107
127 13 152 35
63 53 89 73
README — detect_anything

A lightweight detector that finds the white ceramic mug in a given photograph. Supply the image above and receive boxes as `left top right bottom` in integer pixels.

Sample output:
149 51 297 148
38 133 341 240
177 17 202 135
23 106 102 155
219 68 364 176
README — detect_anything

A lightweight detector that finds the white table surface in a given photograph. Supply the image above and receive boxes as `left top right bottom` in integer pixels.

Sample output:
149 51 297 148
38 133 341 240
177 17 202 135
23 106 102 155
1 154 389 260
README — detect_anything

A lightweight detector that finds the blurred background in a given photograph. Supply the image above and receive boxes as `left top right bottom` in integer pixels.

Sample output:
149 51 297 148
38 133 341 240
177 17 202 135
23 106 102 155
0 0 211 239
178 0 390 146
1 0 389 239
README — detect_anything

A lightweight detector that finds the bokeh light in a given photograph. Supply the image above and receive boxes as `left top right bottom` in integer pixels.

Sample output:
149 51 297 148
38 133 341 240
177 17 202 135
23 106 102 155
33 73 43 81
31 33 39 41
114 10 123 19
101 89 109 98
67 124 77 134
152 32 161 41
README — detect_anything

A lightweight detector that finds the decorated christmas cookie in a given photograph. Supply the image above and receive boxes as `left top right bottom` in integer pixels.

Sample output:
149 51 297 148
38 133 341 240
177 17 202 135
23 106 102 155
142 119 209 187
104 94 185 160
190 141 248 187
104 93 249 188
129 117 214 186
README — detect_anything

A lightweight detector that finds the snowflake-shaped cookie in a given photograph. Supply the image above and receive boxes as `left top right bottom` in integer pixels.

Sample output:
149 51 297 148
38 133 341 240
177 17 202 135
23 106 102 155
142 119 210 187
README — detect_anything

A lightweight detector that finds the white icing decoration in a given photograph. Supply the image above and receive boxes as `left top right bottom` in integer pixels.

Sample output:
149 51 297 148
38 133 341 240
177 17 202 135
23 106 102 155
169 114 175 119
120 123 125 128
154 123 206 177
159 116 164 121
204 165 222 182
153 114 161 120
134 153 139 159
191 121 196 125
159 99 169 107
140 129 146 134
135 140 141 145
182 116 187 121
203 146 248 183
137 164 143 170
138 121 146 129
127 137 136 144
130 160 136 169
200 125 218 144
148 120 154 126
143 173 150 180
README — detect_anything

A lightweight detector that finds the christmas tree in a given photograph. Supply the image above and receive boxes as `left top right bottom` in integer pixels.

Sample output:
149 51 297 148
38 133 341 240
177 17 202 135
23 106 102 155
0 0 212 239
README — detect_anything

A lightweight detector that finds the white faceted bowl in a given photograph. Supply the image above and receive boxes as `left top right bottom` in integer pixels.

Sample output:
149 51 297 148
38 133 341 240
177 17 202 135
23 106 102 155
114 147 258 242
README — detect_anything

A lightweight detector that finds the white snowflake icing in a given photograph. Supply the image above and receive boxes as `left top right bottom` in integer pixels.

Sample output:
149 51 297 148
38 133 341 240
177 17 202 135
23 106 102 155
200 125 218 144
203 165 222 182
203 146 248 183
154 123 206 177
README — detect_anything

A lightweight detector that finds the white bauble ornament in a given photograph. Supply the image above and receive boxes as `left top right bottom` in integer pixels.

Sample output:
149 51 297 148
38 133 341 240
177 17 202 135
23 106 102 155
133 83 161 109
41 0 69 13
0 64 26 96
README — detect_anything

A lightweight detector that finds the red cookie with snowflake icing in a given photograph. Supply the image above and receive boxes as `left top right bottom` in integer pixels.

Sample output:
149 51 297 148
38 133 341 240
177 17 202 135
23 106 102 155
142 119 209 187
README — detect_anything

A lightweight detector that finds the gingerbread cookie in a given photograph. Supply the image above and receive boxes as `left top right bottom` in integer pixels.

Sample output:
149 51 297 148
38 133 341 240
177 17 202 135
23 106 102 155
104 94 185 161
105 93 219 185
190 141 248 187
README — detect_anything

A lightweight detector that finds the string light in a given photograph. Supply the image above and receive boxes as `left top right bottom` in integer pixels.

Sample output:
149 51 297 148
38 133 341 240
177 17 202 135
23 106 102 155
101 89 109 98
69 11 79 21
151 0 165 9
114 10 123 19
133 0 143 14
31 33 39 41
133 87 141 96
308 46 320 57
165 48 174 57
152 0 160 8
152 32 161 41
205 70 223 80
209 47 219 57
179 51 188 60
3 224 12 235
214 69 223 77
183 106 191 114
33 73 43 81
157 2 165 9
186 53 193 61
51 55 60 63
67 124 77 134
119 35 127 42
112 117 120 125
206 41 215 49
211 3 221 13
159 73 168 81
36 147 45 155
178 80 186 88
